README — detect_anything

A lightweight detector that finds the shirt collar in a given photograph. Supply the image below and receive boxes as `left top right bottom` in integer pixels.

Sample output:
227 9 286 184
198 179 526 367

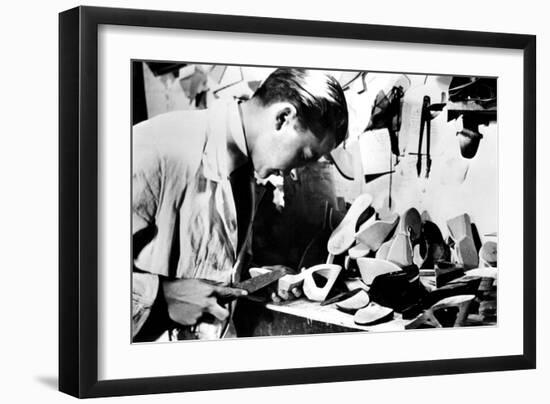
202 100 248 182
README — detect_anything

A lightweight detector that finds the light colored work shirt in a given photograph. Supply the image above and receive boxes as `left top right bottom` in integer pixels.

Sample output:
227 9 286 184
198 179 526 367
131 100 248 338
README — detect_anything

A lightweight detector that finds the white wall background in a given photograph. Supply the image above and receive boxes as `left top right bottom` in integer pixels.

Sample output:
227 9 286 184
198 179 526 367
0 0 546 402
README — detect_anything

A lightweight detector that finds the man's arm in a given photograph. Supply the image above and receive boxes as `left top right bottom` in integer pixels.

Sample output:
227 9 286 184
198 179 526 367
132 141 163 337
132 115 247 338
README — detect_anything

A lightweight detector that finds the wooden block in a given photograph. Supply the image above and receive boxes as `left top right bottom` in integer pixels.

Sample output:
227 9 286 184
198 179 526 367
335 290 370 313
354 213 399 251
386 232 414 267
343 277 369 292
327 193 373 255
348 242 371 259
435 266 465 288
447 213 474 241
277 273 306 297
455 236 479 269
356 257 402 285
375 238 393 260
354 302 394 325
302 264 342 302
405 294 476 329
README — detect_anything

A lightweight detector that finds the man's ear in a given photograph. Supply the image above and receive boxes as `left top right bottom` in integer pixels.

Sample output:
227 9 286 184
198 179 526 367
275 103 297 131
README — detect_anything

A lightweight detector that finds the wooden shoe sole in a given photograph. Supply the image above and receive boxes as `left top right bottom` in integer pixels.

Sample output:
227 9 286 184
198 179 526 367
348 242 371 259
354 213 399 251
327 193 373 255
354 302 394 325
335 289 370 313
357 257 402 285
302 264 342 302
405 294 475 329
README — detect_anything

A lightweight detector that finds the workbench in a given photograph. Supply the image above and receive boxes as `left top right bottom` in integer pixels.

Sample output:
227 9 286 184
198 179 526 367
233 275 496 337
234 297 408 336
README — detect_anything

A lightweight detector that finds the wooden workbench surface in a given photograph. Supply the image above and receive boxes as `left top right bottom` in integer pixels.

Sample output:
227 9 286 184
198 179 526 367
264 298 413 332
233 273 496 337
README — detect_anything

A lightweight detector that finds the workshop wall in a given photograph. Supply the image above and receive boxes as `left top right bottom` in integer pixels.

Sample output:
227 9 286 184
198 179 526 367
341 73 498 241
136 62 498 268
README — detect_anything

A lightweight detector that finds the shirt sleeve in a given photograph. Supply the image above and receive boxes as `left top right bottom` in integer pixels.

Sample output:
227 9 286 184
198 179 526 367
132 271 160 339
132 137 162 235
131 121 164 336
132 112 207 277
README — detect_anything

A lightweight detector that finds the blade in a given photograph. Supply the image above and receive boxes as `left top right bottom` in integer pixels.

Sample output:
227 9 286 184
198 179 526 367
364 170 395 184
234 267 288 294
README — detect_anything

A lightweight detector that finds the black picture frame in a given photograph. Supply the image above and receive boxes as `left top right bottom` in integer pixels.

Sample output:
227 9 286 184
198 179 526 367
59 5 536 398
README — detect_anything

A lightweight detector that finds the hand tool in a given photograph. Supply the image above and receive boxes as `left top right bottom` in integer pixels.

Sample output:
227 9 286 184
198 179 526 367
232 266 289 297
409 95 446 178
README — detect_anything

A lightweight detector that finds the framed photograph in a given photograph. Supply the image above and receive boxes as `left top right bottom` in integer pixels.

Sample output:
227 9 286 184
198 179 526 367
59 6 536 398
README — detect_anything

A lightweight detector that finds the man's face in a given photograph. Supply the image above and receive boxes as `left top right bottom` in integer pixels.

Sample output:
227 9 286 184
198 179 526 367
250 104 336 179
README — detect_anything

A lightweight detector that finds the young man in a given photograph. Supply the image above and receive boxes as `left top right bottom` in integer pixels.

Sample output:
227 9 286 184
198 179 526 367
132 67 348 341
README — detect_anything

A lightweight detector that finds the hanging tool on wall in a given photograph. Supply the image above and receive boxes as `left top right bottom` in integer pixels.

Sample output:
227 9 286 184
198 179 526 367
365 85 406 164
410 95 446 178
338 71 368 93
417 95 432 178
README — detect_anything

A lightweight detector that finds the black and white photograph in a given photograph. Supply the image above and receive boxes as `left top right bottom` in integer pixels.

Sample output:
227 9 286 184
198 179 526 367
131 61 498 343
56 2 538 399
0 0 545 401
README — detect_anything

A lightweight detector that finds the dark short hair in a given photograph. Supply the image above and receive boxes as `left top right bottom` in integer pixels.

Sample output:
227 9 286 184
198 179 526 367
253 68 348 146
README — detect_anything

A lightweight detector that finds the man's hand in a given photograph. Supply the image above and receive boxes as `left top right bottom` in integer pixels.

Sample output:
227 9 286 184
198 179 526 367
162 278 247 326
253 265 303 303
